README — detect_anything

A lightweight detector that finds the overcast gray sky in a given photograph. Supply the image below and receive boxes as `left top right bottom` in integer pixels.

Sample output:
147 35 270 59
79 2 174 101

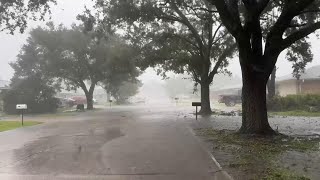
0 0 319 81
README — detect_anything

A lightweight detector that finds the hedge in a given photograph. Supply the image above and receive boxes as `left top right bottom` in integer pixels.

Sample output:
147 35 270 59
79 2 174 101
267 94 320 112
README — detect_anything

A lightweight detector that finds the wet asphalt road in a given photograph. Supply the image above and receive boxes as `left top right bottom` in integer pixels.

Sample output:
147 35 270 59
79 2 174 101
0 105 230 180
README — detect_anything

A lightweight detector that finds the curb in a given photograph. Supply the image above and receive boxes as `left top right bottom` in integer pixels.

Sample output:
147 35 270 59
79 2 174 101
187 126 234 180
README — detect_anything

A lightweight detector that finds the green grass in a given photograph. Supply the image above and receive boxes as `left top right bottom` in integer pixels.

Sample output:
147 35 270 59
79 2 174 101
264 168 310 180
196 129 319 180
0 121 42 132
269 110 320 117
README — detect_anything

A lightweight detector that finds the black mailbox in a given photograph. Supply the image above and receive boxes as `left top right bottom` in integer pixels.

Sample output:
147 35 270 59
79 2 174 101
192 102 201 120
192 102 201 106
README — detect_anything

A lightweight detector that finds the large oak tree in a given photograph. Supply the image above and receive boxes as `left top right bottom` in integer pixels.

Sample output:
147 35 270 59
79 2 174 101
210 0 320 134
91 0 236 115
24 24 139 110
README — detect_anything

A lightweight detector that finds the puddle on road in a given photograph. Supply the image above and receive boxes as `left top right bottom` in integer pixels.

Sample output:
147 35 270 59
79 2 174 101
103 127 125 142
8 126 125 175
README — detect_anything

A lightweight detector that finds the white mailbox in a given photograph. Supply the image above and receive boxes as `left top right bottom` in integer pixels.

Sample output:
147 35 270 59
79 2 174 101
16 104 27 110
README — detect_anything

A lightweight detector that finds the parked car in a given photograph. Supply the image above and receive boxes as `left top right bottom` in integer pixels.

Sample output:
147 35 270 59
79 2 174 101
218 90 242 107
218 95 242 106
70 96 87 105
57 97 76 108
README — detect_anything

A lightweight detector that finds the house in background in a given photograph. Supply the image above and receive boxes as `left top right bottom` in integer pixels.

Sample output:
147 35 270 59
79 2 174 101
0 80 10 92
276 65 320 96
0 80 10 112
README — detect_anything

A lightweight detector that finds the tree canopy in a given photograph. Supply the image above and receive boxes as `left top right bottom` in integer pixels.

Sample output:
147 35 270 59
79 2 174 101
105 80 142 104
86 0 237 114
0 0 56 34
4 37 60 114
14 23 140 110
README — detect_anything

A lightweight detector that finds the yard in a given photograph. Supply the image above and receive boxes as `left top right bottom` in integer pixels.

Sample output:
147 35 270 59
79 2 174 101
0 121 42 132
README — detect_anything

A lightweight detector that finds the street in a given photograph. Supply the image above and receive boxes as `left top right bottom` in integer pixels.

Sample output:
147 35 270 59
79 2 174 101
0 106 231 180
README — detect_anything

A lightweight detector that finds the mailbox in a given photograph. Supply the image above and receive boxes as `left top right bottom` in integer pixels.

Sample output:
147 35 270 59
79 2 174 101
192 102 201 106
192 102 201 120
16 104 27 110
16 104 27 126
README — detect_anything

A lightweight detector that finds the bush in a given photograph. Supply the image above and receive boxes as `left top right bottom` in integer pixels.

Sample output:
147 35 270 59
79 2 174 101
268 94 320 112
2 76 59 115
3 90 59 114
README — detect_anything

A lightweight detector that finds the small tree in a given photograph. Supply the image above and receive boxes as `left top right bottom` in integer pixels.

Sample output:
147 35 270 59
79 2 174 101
106 81 142 104
3 76 59 114
267 39 313 99
4 40 59 114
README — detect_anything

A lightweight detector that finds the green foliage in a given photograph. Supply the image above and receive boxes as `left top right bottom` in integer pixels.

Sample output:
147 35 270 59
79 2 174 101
4 36 60 114
107 81 142 104
211 0 320 132
3 76 59 114
268 95 320 112
19 22 140 109
270 111 320 117
0 0 56 34
196 129 318 180
0 121 42 132
88 0 236 84
86 0 237 114
264 168 310 180
286 39 313 79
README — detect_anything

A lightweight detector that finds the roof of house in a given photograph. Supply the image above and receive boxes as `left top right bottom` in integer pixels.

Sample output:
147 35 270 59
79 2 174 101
277 65 320 81
0 80 10 90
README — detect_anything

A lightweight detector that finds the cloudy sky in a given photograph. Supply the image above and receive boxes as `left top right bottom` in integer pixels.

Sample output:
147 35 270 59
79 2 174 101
0 0 319 81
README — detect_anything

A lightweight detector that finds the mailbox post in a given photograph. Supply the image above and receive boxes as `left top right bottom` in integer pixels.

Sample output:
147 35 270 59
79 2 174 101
16 104 27 126
109 100 113 107
192 102 201 120
174 97 179 106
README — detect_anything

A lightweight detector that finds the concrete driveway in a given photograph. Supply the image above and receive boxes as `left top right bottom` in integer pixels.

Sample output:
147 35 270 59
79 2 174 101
0 105 231 180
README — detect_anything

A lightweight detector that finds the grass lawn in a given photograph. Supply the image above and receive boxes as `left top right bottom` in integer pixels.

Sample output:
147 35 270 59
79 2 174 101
0 121 42 132
196 128 319 180
269 110 320 117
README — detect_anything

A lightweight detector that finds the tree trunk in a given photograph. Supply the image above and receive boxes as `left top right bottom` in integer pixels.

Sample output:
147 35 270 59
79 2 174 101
79 81 96 110
85 84 96 110
239 65 275 135
85 92 94 110
199 81 212 115
267 67 276 100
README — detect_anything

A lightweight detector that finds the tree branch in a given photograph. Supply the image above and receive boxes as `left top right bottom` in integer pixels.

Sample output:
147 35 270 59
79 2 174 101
257 0 271 15
79 80 89 94
209 0 242 38
171 34 199 49
209 43 237 81
300 9 320 14
212 23 222 44
268 0 315 36
169 0 204 50
212 31 228 45
282 21 320 50
191 68 201 83
266 0 315 51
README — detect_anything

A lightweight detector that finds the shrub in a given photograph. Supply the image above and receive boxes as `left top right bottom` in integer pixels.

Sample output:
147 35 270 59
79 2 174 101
3 90 59 114
268 94 320 112
2 76 59 114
